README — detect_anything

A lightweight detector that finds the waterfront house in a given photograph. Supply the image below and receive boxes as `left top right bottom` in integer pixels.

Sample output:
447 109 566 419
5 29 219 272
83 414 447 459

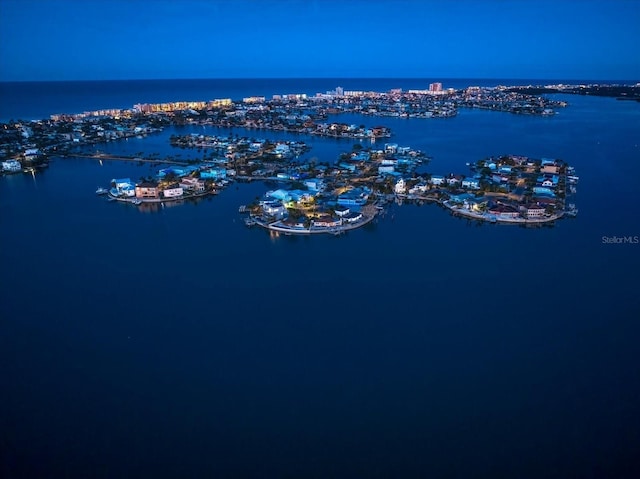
312 215 342 228
179 177 206 193
112 178 136 197
464 197 488 212
394 178 407 194
488 203 520 218
200 168 227 179
281 217 307 229
163 186 184 198
342 211 364 223
135 181 160 199
430 175 445 185
2 159 22 172
334 205 351 217
262 200 287 219
520 204 546 218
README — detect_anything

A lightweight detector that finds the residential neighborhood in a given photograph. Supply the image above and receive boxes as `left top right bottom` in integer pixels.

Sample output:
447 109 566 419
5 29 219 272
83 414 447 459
2 84 578 232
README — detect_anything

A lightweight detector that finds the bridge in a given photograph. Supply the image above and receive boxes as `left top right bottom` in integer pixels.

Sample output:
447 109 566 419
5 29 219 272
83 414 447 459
64 153 190 166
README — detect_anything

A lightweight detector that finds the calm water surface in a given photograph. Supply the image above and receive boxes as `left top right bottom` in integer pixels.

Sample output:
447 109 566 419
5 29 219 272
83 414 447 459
1 79 639 478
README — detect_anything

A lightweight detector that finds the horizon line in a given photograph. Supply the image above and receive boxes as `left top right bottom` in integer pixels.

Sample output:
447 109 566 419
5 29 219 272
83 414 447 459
1 76 639 84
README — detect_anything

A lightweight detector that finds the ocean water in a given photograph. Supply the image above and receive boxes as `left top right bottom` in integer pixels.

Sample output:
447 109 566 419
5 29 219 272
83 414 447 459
1 79 639 478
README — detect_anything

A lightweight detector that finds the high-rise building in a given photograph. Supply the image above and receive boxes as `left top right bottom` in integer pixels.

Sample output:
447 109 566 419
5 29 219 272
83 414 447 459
429 82 443 92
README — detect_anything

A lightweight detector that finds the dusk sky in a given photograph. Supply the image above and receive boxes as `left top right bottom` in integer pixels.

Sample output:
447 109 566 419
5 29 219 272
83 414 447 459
1 0 638 81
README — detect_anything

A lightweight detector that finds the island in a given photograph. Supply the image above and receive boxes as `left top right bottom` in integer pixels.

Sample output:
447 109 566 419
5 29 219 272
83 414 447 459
1 82 582 233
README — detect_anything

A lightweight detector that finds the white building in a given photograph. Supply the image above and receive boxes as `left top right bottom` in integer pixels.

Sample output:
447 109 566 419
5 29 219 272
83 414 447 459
111 178 136 197
274 143 291 157
394 178 407 194
179 178 205 193
262 201 287 218
409 183 428 194
462 178 480 189
303 178 325 192
384 143 398 154
163 187 184 198
2 160 22 172
430 175 445 185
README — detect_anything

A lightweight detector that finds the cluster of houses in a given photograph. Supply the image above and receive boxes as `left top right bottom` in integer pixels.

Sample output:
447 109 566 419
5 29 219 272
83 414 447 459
244 143 429 232
2 86 577 230
0 114 169 166
108 162 233 201
243 146 576 232
1 83 567 181
456 87 566 115
2 159 23 173
0 144 44 174
170 134 309 160
402 155 576 221
312 123 391 139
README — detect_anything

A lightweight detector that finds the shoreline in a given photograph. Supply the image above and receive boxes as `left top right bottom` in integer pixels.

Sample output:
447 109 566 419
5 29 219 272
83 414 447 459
107 190 213 204
248 210 377 235
441 200 565 224
242 190 568 237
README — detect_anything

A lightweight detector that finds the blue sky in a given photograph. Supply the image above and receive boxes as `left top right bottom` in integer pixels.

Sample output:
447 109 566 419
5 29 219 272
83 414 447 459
1 0 638 81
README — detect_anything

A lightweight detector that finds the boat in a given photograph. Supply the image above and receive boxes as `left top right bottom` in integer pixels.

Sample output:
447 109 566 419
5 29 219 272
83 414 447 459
96 187 109 195
566 204 578 217
132 198 142 205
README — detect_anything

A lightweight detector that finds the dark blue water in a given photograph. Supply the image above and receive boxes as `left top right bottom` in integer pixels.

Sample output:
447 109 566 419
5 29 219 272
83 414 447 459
1 80 640 478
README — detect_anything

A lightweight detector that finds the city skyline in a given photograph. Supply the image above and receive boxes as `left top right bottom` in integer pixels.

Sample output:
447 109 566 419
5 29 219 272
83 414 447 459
1 0 639 82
